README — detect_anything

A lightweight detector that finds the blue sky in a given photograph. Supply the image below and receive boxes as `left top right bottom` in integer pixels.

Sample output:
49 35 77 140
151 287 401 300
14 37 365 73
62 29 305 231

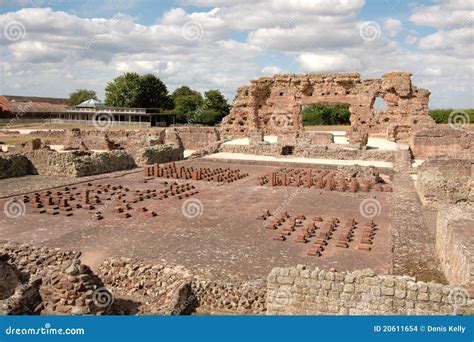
0 0 473 108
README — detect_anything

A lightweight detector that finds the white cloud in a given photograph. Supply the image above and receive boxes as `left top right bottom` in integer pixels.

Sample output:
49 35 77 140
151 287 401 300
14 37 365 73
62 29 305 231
298 53 361 72
410 0 473 29
261 66 284 75
404 34 418 45
0 1 472 109
383 18 402 37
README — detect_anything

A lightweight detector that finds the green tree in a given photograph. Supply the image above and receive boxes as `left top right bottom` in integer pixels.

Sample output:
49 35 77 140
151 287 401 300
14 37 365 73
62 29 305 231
202 89 231 118
105 72 141 107
196 109 222 125
302 104 351 125
170 87 231 125
174 94 204 123
137 74 173 109
67 89 98 106
104 72 172 110
171 86 201 102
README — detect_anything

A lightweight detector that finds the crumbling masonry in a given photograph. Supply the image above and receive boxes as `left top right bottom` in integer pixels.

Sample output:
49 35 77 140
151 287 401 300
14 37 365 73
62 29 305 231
221 72 434 143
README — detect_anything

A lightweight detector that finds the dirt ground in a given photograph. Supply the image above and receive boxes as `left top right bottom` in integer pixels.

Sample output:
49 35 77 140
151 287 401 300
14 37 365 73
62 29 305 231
0 161 393 276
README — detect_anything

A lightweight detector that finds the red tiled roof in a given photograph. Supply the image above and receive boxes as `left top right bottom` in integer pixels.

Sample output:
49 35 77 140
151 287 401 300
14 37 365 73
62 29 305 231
0 95 68 114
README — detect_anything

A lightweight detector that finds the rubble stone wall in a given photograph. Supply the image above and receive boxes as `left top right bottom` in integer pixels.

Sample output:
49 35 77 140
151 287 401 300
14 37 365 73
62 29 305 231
267 265 472 315
23 150 136 177
191 268 266 314
53 127 219 153
436 205 474 287
410 128 473 159
62 129 164 155
165 127 221 150
97 257 266 314
0 241 81 279
135 144 184 166
0 154 36 179
219 143 397 162
221 72 434 143
416 157 473 206
2 242 471 316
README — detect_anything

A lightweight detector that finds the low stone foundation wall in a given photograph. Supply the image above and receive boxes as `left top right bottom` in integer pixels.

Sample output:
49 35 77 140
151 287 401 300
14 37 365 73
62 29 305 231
2 242 471 316
0 244 112 315
0 154 36 179
267 265 472 315
416 157 473 206
219 143 397 162
410 128 473 159
436 205 474 287
0 241 81 279
278 131 334 145
165 127 220 150
191 268 266 314
46 127 214 157
23 150 136 177
97 257 192 315
97 257 266 314
135 144 184 166
62 129 164 156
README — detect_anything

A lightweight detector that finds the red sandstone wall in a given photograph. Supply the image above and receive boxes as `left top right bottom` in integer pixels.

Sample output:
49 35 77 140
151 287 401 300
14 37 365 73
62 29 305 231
409 128 473 159
165 127 220 150
221 72 434 143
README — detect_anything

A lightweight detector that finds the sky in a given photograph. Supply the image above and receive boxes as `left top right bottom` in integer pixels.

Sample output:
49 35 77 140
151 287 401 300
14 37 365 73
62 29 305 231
0 0 472 108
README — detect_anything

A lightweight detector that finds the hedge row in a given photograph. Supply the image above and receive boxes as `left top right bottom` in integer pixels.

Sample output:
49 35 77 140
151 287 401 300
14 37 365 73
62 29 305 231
429 109 474 124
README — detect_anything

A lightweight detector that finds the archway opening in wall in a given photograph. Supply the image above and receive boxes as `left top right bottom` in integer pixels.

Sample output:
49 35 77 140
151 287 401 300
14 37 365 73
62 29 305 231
373 96 387 111
372 96 388 123
301 103 351 131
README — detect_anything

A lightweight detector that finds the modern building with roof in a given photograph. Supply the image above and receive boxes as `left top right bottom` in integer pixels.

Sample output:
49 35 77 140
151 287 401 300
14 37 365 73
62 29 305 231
0 95 68 121
60 99 176 127
0 96 176 127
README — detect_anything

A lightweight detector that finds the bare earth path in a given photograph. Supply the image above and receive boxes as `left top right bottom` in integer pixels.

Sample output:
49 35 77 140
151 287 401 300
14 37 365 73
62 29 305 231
391 173 447 283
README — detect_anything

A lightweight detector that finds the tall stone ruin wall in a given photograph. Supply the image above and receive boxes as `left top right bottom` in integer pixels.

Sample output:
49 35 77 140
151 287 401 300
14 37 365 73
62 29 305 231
221 72 434 143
